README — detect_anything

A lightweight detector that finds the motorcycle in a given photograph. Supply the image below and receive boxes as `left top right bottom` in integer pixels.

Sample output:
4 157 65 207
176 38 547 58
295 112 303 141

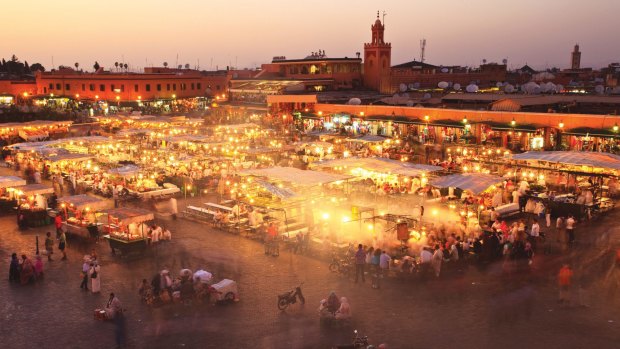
277 283 305 310
333 330 370 349
329 253 352 277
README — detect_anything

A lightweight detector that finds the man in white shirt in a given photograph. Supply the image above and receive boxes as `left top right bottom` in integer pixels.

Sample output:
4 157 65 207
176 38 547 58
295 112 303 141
420 247 433 264
379 251 391 271
566 216 576 246
530 222 540 237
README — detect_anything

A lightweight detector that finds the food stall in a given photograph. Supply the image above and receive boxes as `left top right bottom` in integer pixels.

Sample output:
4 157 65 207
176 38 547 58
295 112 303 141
100 207 154 255
57 194 111 238
0 176 27 213
13 184 55 227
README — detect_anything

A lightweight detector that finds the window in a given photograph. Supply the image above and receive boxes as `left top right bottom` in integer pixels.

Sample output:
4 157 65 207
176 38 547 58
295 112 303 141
157 84 162 91
197 83 201 90
166 83 170 91
120 85 124 92
134 84 139 92
81 84 85 91
216 85 220 91
181 83 186 91
43 87 47 93
146 84 150 92
49 83 53 90
56 83 61 90
191 83 195 90
99 84 105 91
173 84 176 91
89 84 95 91
65 84 70 90
111 84 115 91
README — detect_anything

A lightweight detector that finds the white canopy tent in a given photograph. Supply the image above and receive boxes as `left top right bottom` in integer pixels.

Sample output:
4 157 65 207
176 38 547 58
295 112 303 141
431 173 503 194
240 166 351 186
0 176 27 189
510 151 620 171
312 157 443 177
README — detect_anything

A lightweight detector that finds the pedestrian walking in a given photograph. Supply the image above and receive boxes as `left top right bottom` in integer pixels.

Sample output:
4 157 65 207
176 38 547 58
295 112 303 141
89 262 101 294
558 264 573 306
431 245 443 277
9 253 20 282
80 257 90 290
378 250 391 289
58 231 67 260
54 214 63 238
354 244 366 283
545 205 551 228
566 215 576 246
44 232 54 261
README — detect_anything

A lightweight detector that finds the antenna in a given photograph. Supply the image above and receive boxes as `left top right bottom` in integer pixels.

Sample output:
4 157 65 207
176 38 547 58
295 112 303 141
175 54 179 69
382 10 387 25
420 39 426 63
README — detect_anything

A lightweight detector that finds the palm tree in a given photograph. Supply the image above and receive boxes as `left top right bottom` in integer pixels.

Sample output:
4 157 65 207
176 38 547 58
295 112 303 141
185 63 190 69
74 62 79 71
114 62 119 71
163 62 168 68
124 63 128 71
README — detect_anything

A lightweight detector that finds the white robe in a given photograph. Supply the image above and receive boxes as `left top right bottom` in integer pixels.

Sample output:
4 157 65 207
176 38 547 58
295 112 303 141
89 265 101 293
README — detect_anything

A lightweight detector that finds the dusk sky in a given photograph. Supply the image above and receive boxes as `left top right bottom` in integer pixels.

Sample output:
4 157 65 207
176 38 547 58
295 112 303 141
3 0 619 72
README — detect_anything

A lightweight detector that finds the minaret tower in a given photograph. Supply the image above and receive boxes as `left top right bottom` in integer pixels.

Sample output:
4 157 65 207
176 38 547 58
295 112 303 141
363 11 392 93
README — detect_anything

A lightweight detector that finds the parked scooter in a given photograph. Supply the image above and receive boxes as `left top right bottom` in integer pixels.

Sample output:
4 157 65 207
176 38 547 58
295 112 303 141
277 283 305 310
329 253 352 277
333 330 370 349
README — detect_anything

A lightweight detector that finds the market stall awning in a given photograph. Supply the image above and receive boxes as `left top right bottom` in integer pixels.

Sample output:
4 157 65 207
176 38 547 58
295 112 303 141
347 134 388 143
99 207 154 225
58 194 108 210
510 151 620 170
256 180 299 199
45 153 93 162
13 184 54 196
108 165 140 177
431 173 503 194
240 167 351 186
563 127 617 138
311 157 443 177
0 176 27 188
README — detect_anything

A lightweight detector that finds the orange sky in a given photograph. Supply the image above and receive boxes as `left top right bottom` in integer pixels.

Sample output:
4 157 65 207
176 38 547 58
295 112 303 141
2 0 619 71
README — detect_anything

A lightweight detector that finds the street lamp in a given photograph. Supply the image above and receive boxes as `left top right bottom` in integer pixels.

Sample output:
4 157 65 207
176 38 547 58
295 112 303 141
559 121 564 129
462 116 468 124
614 123 619 133
511 118 516 127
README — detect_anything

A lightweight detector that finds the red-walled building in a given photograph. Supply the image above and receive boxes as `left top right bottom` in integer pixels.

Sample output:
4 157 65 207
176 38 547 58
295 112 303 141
34 67 230 102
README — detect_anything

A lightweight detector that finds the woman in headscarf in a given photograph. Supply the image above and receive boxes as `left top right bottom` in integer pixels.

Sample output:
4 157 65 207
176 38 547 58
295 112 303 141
326 291 340 313
20 255 34 285
335 297 351 320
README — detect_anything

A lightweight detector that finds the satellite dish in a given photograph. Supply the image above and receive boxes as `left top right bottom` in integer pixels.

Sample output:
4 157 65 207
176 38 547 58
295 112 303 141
408 83 415 90
348 98 361 105
502 58 508 65
413 82 420 89
399 83 407 92
406 101 415 107
423 93 431 99
595 85 605 94
438 81 449 89
496 82 503 88
465 84 479 93
441 68 449 73
504 84 515 93
453 83 461 91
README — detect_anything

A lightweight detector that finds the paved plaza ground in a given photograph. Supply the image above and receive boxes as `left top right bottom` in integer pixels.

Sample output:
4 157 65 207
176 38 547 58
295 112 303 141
1 190 620 349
